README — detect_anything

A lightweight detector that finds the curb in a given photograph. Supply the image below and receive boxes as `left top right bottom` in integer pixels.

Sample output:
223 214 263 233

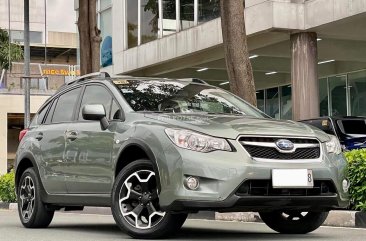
1 202 365 228
216 211 366 228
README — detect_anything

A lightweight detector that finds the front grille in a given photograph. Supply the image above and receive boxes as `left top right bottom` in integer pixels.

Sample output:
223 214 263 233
236 180 336 196
239 136 321 160
243 145 320 159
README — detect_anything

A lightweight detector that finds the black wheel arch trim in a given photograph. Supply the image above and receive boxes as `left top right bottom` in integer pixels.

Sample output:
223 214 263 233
15 152 47 197
115 138 162 191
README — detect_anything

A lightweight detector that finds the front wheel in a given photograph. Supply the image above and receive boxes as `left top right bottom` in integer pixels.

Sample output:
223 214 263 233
111 159 187 239
259 211 328 234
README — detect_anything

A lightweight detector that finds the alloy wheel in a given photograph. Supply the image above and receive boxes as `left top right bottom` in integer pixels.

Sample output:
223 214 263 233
119 170 165 229
19 176 36 221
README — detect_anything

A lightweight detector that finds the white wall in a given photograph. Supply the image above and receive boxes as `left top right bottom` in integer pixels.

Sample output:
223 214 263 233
0 95 49 174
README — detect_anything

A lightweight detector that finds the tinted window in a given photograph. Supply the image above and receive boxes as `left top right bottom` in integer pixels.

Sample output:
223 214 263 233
79 85 112 120
45 99 57 124
52 88 81 123
37 105 49 125
29 103 49 127
340 120 366 135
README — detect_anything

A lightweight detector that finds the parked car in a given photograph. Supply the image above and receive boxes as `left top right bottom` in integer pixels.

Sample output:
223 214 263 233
300 116 366 151
15 72 349 239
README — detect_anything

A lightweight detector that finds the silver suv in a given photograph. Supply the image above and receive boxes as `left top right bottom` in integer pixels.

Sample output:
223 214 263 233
15 72 349 239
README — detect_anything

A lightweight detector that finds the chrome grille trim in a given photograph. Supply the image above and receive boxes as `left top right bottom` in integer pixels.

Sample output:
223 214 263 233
237 135 323 163
239 141 320 154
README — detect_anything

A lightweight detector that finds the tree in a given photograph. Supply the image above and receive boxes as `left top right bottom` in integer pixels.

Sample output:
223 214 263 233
220 0 257 106
78 0 102 75
0 28 23 85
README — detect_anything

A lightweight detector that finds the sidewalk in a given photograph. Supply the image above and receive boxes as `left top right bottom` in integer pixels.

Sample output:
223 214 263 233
1 202 365 228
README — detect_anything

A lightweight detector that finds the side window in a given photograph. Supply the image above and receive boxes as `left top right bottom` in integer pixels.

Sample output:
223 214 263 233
52 88 81 123
37 104 49 125
29 104 47 127
110 100 121 120
78 85 113 120
45 98 57 124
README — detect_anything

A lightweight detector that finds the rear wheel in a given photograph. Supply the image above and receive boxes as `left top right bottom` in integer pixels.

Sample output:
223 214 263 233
17 167 54 228
259 211 328 234
111 159 187 239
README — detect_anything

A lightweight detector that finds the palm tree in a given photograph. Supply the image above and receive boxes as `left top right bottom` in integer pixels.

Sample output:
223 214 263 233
0 28 23 87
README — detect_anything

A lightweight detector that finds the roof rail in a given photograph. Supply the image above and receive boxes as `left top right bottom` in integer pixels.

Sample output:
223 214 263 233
67 72 110 85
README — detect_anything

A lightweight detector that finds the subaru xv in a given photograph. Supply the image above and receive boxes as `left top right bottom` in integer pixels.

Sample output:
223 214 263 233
15 72 349 239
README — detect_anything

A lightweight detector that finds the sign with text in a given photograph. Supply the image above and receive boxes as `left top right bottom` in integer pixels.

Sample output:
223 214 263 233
39 64 80 77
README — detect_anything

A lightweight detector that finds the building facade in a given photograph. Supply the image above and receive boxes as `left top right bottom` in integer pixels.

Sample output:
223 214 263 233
87 0 365 120
0 0 78 174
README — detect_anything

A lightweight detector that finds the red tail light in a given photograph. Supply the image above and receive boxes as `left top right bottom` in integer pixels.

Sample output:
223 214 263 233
19 129 29 142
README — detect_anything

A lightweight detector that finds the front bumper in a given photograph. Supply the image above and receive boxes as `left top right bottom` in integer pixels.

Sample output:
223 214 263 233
163 195 346 212
156 138 350 212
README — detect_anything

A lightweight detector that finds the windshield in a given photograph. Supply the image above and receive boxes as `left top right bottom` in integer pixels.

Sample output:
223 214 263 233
113 79 267 118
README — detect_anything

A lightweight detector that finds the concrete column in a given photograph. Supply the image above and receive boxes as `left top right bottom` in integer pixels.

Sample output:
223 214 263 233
0 112 7 175
291 32 319 121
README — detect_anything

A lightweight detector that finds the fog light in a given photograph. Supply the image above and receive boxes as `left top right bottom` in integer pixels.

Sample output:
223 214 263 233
342 179 350 192
185 176 199 190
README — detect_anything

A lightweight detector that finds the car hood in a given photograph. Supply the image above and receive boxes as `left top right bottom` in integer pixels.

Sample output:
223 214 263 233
145 113 330 142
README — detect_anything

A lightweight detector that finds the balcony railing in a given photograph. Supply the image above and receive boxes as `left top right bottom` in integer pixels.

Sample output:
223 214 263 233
0 76 59 95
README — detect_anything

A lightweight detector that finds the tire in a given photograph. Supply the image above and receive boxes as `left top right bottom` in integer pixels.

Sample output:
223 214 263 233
111 159 187 239
259 211 328 234
17 167 54 228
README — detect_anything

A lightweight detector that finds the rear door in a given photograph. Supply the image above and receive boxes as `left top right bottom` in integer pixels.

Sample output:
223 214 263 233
39 87 82 194
64 84 119 194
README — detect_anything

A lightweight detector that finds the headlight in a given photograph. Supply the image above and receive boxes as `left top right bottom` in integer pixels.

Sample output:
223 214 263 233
326 135 342 154
165 128 232 152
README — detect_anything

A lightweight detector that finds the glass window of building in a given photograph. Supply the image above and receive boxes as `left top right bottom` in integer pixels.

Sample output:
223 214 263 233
10 30 42 43
319 78 328 116
256 90 265 112
349 70 366 116
180 0 194 30
329 75 347 116
99 0 112 67
141 0 159 44
100 0 111 10
266 87 279 118
198 0 220 23
280 85 292 120
163 0 177 36
127 0 138 48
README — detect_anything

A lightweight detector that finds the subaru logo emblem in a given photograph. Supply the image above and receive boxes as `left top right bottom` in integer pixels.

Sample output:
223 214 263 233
275 139 294 151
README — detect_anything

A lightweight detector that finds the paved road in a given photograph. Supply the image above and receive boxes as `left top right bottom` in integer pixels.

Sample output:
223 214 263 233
1 210 365 241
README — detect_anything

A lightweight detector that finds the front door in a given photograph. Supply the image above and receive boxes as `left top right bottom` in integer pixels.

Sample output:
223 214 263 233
63 84 118 194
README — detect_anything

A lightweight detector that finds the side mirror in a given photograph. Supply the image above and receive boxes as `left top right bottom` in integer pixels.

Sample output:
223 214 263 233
82 104 109 130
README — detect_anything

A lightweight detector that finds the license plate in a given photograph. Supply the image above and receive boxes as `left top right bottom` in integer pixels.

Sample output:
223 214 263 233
272 169 314 188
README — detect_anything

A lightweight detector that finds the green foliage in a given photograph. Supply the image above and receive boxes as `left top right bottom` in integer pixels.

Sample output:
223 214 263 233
0 170 16 203
344 149 366 211
0 28 23 70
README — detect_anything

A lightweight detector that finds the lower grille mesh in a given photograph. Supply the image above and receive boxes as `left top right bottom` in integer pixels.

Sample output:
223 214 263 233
243 145 320 160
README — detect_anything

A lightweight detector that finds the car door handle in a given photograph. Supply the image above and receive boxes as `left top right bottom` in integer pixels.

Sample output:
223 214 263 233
35 132 43 141
65 130 78 141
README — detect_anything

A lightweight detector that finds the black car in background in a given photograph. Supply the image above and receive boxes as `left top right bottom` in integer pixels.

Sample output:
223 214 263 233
300 116 366 151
